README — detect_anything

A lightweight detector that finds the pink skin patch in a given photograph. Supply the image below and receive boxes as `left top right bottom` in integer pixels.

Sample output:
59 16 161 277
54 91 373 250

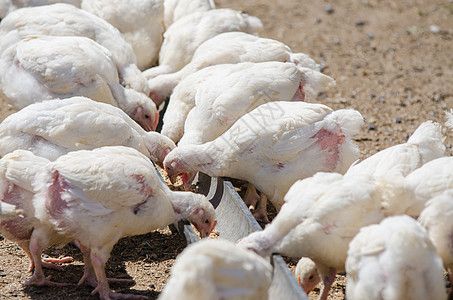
149 91 163 107
75 78 86 87
312 129 346 170
132 174 153 197
46 170 70 219
1 184 33 240
322 223 336 234
291 81 306 102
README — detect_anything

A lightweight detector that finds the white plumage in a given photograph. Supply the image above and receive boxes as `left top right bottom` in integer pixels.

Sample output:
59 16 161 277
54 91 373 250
81 0 165 70
0 35 158 131
0 150 72 285
146 31 319 105
346 120 445 178
0 0 81 18
0 3 149 96
16 146 215 299
293 120 446 296
159 239 272 300
379 155 453 218
418 189 453 298
144 9 263 78
164 101 363 209
237 173 387 300
164 61 335 145
163 0 215 29
0 97 174 165
346 215 447 300
295 257 319 294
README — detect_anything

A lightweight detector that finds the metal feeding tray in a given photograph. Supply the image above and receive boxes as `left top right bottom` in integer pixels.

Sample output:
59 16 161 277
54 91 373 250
177 172 308 300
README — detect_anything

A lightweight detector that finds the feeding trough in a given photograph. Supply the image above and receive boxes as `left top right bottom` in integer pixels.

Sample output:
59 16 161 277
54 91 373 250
177 172 308 300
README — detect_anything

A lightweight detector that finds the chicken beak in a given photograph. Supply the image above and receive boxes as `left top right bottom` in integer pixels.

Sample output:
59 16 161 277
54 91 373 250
200 220 217 238
142 121 153 132
181 172 197 191
152 112 159 131
182 173 190 191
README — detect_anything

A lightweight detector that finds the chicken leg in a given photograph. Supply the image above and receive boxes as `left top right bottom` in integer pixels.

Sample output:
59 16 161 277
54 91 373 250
78 244 134 288
89 248 146 300
24 232 69 287
243 183 270 223
318 266 336 300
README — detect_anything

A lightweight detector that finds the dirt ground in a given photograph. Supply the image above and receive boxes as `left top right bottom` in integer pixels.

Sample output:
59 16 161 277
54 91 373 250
0 0 453 299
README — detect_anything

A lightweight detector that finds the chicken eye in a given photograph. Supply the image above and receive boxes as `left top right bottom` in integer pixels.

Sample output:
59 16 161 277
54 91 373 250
308 275 314 280
144 114 150 119
204 219 209 224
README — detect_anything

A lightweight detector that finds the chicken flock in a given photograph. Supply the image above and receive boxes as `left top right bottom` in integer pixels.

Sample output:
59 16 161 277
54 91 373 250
0 1 451 300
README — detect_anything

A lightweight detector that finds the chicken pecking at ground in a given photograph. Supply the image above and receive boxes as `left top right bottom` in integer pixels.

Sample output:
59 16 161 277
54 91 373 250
2 146 216 300
164 101 363 221
0 97 174 166
0 35 158 131
237 172 388 300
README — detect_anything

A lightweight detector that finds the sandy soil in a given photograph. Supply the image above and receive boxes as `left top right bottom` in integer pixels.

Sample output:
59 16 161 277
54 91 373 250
1 0 453 299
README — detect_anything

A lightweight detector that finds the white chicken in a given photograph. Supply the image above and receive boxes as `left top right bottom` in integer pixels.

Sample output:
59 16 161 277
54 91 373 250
237 172 388 300
295 257 319 294
0 35 158 131
0 150 73 284
0 3 149 96
163 0 215 29
144 8 263 79
147 31 319 106
346 120 445 178
418 189 453 298
346 215 447 300
164 101 363 212
379 155 453 218
0 0 81 18
164 61 335 145
81 0 165 70
295 120 446 295
159 239 272 300
13 146 216 299
0 97 174 166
